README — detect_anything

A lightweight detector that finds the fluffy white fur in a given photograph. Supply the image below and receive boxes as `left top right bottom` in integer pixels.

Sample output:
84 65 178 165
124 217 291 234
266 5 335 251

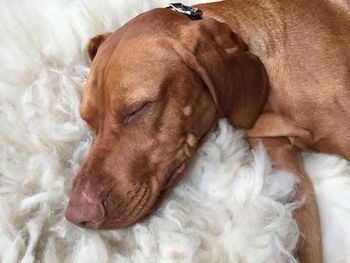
0 1 349 262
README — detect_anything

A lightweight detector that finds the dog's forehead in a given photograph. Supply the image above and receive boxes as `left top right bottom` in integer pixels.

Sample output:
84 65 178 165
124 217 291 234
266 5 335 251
100 39 189 105
83 9 194 112
118 50 188 108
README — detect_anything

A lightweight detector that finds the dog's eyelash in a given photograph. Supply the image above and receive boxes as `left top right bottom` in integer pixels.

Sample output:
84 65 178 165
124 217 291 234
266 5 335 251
123 101 152 124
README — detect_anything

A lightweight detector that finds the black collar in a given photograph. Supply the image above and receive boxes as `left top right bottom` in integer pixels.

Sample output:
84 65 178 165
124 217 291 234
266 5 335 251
167 3 203 20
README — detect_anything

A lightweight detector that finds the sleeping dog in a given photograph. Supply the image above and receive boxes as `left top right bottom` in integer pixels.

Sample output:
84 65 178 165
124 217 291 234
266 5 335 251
65 1 350 262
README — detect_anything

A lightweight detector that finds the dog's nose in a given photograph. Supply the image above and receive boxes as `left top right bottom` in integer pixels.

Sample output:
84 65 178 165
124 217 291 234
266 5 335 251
65 192 105 228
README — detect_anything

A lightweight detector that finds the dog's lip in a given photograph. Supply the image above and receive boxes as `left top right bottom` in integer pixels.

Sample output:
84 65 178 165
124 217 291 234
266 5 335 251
162 161 186 190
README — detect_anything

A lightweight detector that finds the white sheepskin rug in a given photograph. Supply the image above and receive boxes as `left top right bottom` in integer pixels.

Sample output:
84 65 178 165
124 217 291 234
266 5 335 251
1 1 350 262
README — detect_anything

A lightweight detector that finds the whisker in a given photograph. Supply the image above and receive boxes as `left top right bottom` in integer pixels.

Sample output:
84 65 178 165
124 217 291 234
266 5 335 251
108 183 143 214
134 175 153 185
111 183 150 224
132 188 152 220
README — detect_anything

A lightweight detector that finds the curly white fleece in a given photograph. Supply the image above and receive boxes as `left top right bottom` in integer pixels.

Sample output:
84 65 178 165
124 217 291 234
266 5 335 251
0 1 349 262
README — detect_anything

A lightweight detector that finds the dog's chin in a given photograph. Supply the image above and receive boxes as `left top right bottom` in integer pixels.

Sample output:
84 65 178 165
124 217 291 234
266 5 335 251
91 219 141 229
89 209 153 229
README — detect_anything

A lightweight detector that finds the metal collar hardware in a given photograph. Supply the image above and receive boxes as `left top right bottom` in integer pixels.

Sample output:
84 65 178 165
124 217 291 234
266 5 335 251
167 3 203 20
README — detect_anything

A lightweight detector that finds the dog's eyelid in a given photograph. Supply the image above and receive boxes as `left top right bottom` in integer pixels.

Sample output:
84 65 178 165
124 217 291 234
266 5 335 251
123 101 153 124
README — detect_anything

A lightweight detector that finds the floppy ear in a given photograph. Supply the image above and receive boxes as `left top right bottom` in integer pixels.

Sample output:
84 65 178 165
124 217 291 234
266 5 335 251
87 32 112 61
175 18 269 129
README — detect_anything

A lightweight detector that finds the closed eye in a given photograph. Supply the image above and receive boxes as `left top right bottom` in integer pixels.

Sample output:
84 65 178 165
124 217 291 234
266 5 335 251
123 101 152 124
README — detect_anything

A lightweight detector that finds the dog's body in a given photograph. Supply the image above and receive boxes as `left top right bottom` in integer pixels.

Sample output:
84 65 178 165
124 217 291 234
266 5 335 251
65 1 350 262
199 0 350 157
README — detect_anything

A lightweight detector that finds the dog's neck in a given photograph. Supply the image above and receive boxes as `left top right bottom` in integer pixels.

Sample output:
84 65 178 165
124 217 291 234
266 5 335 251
194 0 283 59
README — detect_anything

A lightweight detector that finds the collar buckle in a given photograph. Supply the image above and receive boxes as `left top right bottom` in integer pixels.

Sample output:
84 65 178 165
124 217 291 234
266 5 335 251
167 3 203 20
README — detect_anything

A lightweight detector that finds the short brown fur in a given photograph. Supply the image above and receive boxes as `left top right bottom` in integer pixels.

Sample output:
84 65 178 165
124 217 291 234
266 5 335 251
65 1 350 262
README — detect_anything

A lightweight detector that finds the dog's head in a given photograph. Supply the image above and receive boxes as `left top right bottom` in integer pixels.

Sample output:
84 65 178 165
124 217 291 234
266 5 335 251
65 8 268 229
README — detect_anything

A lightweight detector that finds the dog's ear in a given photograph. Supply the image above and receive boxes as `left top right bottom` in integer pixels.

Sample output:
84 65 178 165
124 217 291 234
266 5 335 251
175 18 269 129
87 32 112 61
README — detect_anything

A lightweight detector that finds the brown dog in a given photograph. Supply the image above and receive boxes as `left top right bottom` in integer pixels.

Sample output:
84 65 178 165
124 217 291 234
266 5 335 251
65 1 350 262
